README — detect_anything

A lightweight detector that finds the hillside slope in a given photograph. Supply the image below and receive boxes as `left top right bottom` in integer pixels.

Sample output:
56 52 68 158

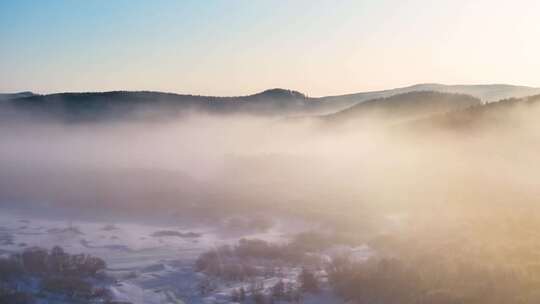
324 91 481 124
0 89 345 122
411 94 540 131
2 84 538 123
320 83 540 105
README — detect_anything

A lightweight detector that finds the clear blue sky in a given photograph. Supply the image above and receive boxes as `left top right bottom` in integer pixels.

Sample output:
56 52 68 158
1 0 540 96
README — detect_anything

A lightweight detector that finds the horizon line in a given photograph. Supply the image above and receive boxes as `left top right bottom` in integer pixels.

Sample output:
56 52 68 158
2 82 539 98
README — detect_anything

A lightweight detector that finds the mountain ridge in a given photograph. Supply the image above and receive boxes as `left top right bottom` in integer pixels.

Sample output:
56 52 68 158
3 83 539 102
323 91 482 124
2 84 539 122
319 83 540 104
0 91 35 101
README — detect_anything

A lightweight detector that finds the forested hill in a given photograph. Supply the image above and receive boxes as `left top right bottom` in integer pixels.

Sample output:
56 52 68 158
323 91 482 124
410 94 540 131
320 83 540 104
2 84 539 123
0 89 350 122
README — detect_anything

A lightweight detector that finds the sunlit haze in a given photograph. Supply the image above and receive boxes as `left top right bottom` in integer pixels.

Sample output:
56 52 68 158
2 1 540 304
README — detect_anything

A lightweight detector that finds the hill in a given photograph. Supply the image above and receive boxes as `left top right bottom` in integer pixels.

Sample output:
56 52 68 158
411 94 540 131
323 91 482 124
0 91 35 101
319 83 540 104
2 84 539 122
0 89 358 122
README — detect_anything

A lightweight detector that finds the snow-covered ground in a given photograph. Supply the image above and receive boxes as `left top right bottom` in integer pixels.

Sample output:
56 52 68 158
0 210 367 303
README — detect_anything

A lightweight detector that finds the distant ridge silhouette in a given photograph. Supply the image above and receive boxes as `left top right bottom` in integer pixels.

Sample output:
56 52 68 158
1 84 539 122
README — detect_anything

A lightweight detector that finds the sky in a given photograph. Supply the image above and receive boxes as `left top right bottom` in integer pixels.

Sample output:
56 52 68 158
1 0 540 97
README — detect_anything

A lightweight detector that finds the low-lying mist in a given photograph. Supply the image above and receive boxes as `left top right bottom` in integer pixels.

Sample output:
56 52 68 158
3 97 540 302
2 100 540 231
